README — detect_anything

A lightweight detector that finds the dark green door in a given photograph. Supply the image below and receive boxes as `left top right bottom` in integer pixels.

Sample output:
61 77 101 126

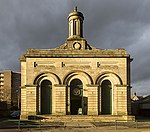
70 79 83 115
101 80 112 114
41 80 52 114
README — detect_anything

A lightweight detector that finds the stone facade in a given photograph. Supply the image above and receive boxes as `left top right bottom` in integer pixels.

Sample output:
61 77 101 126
20 7 132 119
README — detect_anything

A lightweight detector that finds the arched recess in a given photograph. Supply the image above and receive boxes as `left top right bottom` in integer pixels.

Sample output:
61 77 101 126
101 80 112 114
33 72 61 85
63 70 93 85
63 71 93 115
95 72 123 115
95 72 123 85
41 80 52 114
70 79 83 115
33 72 61 114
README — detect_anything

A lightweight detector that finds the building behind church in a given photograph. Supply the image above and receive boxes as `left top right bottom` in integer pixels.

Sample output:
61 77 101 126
20 7 133 120
0 70 20 116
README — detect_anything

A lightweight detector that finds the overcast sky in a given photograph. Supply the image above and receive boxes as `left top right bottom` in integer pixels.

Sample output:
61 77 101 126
0 0 150 96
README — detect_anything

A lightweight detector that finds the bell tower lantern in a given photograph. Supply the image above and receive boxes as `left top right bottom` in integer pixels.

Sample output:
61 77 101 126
68 6 84 38
62 6 92 50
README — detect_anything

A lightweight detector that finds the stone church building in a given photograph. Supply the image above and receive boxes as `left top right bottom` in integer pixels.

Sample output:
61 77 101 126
20 7 133 120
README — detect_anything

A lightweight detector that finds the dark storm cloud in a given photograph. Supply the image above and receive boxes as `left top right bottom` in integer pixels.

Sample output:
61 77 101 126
0 0 150 95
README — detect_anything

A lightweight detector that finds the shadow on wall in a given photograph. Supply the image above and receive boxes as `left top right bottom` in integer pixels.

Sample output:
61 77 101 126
0 101 8 117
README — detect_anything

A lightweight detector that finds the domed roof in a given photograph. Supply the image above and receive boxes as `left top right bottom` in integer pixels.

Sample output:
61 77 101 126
68 6 84 20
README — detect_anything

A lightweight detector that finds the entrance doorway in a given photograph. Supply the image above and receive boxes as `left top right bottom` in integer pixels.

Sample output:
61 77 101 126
41 80 52 114
101 80 112 114
70 79 83 115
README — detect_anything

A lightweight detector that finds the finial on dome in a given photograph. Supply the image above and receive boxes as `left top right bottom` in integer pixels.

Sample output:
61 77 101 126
74 6 77 12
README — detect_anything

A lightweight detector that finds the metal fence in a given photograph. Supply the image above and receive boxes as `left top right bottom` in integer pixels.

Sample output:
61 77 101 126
92 120 150 129
0 119 150 131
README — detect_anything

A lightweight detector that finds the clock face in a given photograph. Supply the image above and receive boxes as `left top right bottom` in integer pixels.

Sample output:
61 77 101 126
73 88 81 96
73 42 81 50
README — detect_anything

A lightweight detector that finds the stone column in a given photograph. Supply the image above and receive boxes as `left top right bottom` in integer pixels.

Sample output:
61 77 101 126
55 84 66 115
87 85 98 115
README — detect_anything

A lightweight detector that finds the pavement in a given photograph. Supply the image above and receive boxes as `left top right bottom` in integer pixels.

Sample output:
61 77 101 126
0 126 150 132
64 121 95 127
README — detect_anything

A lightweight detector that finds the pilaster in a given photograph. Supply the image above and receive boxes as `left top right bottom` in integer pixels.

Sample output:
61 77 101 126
87 85 98 115
20 85 37 119
115 85 128 115
55 84 66 115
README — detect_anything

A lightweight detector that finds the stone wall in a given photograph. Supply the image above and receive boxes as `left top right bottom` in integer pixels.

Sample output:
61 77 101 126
20 56 131 119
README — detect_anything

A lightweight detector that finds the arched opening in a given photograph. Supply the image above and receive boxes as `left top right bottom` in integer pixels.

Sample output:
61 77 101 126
101 80 112 114
70 79 83 115
41 80 52 114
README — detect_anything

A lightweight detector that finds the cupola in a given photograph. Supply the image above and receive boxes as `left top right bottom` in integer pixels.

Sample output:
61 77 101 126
68 6 84 38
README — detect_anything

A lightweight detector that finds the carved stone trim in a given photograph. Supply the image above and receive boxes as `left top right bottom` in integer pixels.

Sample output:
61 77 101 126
34 61 55 67
25 85 37 87
86 84 99 87
54 84 66 87
62 61 91 68
115 84 128 87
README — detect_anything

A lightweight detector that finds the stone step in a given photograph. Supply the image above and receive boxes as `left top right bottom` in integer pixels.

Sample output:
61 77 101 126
36 115 135 122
